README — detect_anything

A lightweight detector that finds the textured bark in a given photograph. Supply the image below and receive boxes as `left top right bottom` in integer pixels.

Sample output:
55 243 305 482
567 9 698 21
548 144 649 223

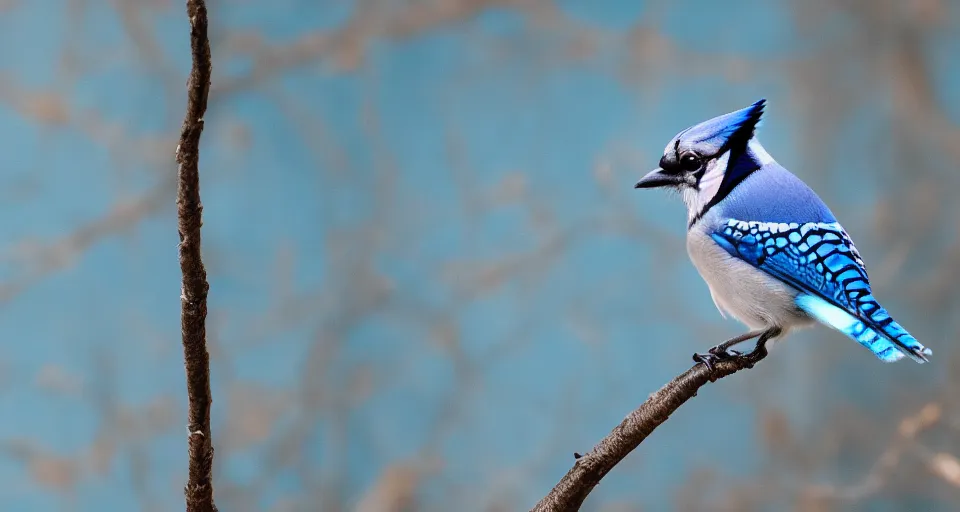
175 0 216 510
532 353 766 511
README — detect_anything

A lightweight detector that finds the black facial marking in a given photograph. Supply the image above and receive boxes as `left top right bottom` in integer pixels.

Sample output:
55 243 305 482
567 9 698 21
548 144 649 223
687 149 762 228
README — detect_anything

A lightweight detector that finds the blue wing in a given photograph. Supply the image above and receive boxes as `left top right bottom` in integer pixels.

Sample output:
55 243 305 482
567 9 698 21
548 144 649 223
711 220 931 363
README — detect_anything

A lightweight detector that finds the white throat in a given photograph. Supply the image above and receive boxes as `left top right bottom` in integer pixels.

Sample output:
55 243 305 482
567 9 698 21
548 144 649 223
682 150 730 222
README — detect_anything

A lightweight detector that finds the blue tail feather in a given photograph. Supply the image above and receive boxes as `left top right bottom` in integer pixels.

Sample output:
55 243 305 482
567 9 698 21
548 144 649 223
796 294 931 363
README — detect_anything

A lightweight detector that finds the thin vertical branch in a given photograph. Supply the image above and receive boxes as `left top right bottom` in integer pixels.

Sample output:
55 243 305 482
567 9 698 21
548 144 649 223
175 0 215 511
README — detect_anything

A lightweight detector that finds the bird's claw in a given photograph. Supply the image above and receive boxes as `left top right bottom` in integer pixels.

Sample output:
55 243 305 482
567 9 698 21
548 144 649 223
692 352 719 371
709 346 741 357
693 346 741 371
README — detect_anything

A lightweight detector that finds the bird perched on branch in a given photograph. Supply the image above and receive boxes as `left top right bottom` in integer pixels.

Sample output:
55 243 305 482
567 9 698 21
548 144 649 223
635 99 931 367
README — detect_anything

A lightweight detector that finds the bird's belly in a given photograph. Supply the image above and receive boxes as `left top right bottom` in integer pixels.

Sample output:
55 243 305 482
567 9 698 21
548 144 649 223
687 230 812 330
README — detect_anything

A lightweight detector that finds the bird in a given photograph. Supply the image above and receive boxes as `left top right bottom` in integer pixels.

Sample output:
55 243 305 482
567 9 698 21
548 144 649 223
634 99 932 367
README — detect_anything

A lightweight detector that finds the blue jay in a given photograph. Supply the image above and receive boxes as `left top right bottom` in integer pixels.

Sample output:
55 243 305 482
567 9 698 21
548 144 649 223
635 99 932 367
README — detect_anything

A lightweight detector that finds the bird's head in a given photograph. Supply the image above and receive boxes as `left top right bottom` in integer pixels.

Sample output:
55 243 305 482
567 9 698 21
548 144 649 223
635 99 772 223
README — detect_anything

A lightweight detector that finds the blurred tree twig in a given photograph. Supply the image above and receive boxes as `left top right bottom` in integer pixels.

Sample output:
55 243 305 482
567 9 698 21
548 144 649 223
175 0 216 511
532 353 767 511
803 402 942 503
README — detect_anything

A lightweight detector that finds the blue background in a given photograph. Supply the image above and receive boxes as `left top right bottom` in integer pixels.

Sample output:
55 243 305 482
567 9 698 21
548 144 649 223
0 0 959 510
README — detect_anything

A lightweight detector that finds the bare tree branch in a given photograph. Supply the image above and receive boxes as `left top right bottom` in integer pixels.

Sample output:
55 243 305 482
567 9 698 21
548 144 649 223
532 352 767 511
802 402 942 502
175 0 215 511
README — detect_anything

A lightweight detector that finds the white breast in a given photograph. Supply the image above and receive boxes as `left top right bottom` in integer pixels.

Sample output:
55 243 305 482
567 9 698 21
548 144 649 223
686 225 813 332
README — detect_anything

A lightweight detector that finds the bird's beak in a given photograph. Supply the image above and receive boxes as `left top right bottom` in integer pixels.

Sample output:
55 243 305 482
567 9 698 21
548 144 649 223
634 168 681 189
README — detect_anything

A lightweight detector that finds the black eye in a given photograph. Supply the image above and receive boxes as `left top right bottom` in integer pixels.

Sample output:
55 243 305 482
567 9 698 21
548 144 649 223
679 152 701 171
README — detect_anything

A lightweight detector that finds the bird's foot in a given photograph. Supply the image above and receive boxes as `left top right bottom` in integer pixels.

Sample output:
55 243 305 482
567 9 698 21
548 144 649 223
710 346 742 357
692 346 740 371
693 328 777 373
691 352 719 372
